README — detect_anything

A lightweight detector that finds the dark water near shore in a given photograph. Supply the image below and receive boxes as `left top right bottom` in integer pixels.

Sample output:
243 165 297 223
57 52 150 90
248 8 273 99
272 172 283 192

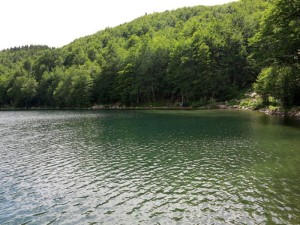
0 110 299 224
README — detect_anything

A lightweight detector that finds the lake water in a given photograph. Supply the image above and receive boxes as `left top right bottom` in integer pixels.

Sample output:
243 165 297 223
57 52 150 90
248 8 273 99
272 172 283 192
0 110 299 224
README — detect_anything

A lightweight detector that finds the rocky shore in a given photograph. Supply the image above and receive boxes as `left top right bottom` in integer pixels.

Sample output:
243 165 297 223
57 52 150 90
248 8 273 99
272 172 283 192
1 104 300 119
258 108 300 118
215 104 300 119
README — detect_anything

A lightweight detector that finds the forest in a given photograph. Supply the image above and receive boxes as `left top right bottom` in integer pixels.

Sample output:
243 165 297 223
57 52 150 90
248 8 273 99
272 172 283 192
0 0 299 109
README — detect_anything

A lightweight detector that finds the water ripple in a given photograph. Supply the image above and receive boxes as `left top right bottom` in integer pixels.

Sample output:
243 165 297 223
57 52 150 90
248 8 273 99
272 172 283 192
0 110 299 224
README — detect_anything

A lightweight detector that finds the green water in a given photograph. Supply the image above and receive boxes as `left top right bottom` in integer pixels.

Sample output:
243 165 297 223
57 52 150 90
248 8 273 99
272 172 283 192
0 110 299 224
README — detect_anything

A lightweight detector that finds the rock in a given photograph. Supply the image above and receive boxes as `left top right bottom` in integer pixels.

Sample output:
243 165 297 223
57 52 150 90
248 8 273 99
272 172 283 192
92 105 105 109
231 105 240 109
218 105 228 109
245 92 257 98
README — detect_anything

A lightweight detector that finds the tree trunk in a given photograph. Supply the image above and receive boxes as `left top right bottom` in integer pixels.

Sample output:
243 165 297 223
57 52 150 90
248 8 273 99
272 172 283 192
151 86 155 102
181 90 184 107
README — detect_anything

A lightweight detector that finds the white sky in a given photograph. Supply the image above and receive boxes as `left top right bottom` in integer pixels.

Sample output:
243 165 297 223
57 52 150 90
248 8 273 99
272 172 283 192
0 0 237 50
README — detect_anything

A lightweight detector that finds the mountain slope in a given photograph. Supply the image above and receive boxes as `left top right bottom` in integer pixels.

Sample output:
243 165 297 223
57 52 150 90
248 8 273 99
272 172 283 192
0 0 270 108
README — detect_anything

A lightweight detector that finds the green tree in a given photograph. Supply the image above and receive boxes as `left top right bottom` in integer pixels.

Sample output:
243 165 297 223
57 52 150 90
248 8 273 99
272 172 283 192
254 65 300 107
0 75 9 105
52 67 93 108
251 0 299 66
38 68 64 106
69 67 93 107
7 75 38 107
252 0 300 107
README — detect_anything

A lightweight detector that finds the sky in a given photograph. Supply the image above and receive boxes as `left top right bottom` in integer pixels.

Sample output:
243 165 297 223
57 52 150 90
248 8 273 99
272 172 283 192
0 0 237 50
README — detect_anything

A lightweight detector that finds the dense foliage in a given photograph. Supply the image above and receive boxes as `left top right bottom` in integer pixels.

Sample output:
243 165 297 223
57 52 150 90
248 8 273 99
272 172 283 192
251 0 300 108
1 0 297 108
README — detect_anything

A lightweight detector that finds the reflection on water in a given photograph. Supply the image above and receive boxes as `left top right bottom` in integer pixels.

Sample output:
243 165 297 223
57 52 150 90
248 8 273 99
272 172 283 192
0 110 299 224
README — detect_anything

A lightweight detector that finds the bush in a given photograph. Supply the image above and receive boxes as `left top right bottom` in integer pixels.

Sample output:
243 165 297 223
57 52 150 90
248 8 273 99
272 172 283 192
240 97 264 109
191 99 208 108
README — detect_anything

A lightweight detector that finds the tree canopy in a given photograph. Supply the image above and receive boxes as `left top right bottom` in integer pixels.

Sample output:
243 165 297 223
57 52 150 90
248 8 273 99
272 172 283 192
1 0 297 109
251 0 300 107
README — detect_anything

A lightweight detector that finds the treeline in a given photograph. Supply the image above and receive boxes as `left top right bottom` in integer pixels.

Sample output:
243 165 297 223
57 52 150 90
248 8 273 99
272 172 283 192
250 0 300 108
0 0 299 108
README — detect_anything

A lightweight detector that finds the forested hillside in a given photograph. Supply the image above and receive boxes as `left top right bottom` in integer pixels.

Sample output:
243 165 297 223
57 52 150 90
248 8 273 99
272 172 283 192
0 0 299 108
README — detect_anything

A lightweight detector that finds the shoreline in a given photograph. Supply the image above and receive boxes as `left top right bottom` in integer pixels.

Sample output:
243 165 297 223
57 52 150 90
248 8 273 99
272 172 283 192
217 104 300 119
1 104 300 119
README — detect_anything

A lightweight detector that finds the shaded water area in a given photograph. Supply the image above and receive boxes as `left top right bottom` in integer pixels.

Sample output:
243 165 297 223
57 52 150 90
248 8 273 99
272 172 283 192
0 110 299 224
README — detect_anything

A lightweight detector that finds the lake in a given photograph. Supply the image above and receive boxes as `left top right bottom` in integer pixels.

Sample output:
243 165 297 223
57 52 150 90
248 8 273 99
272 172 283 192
0 110 299 224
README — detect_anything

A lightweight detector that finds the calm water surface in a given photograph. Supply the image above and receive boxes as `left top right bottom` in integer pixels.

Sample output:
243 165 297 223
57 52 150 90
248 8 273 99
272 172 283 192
0 110 299 224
